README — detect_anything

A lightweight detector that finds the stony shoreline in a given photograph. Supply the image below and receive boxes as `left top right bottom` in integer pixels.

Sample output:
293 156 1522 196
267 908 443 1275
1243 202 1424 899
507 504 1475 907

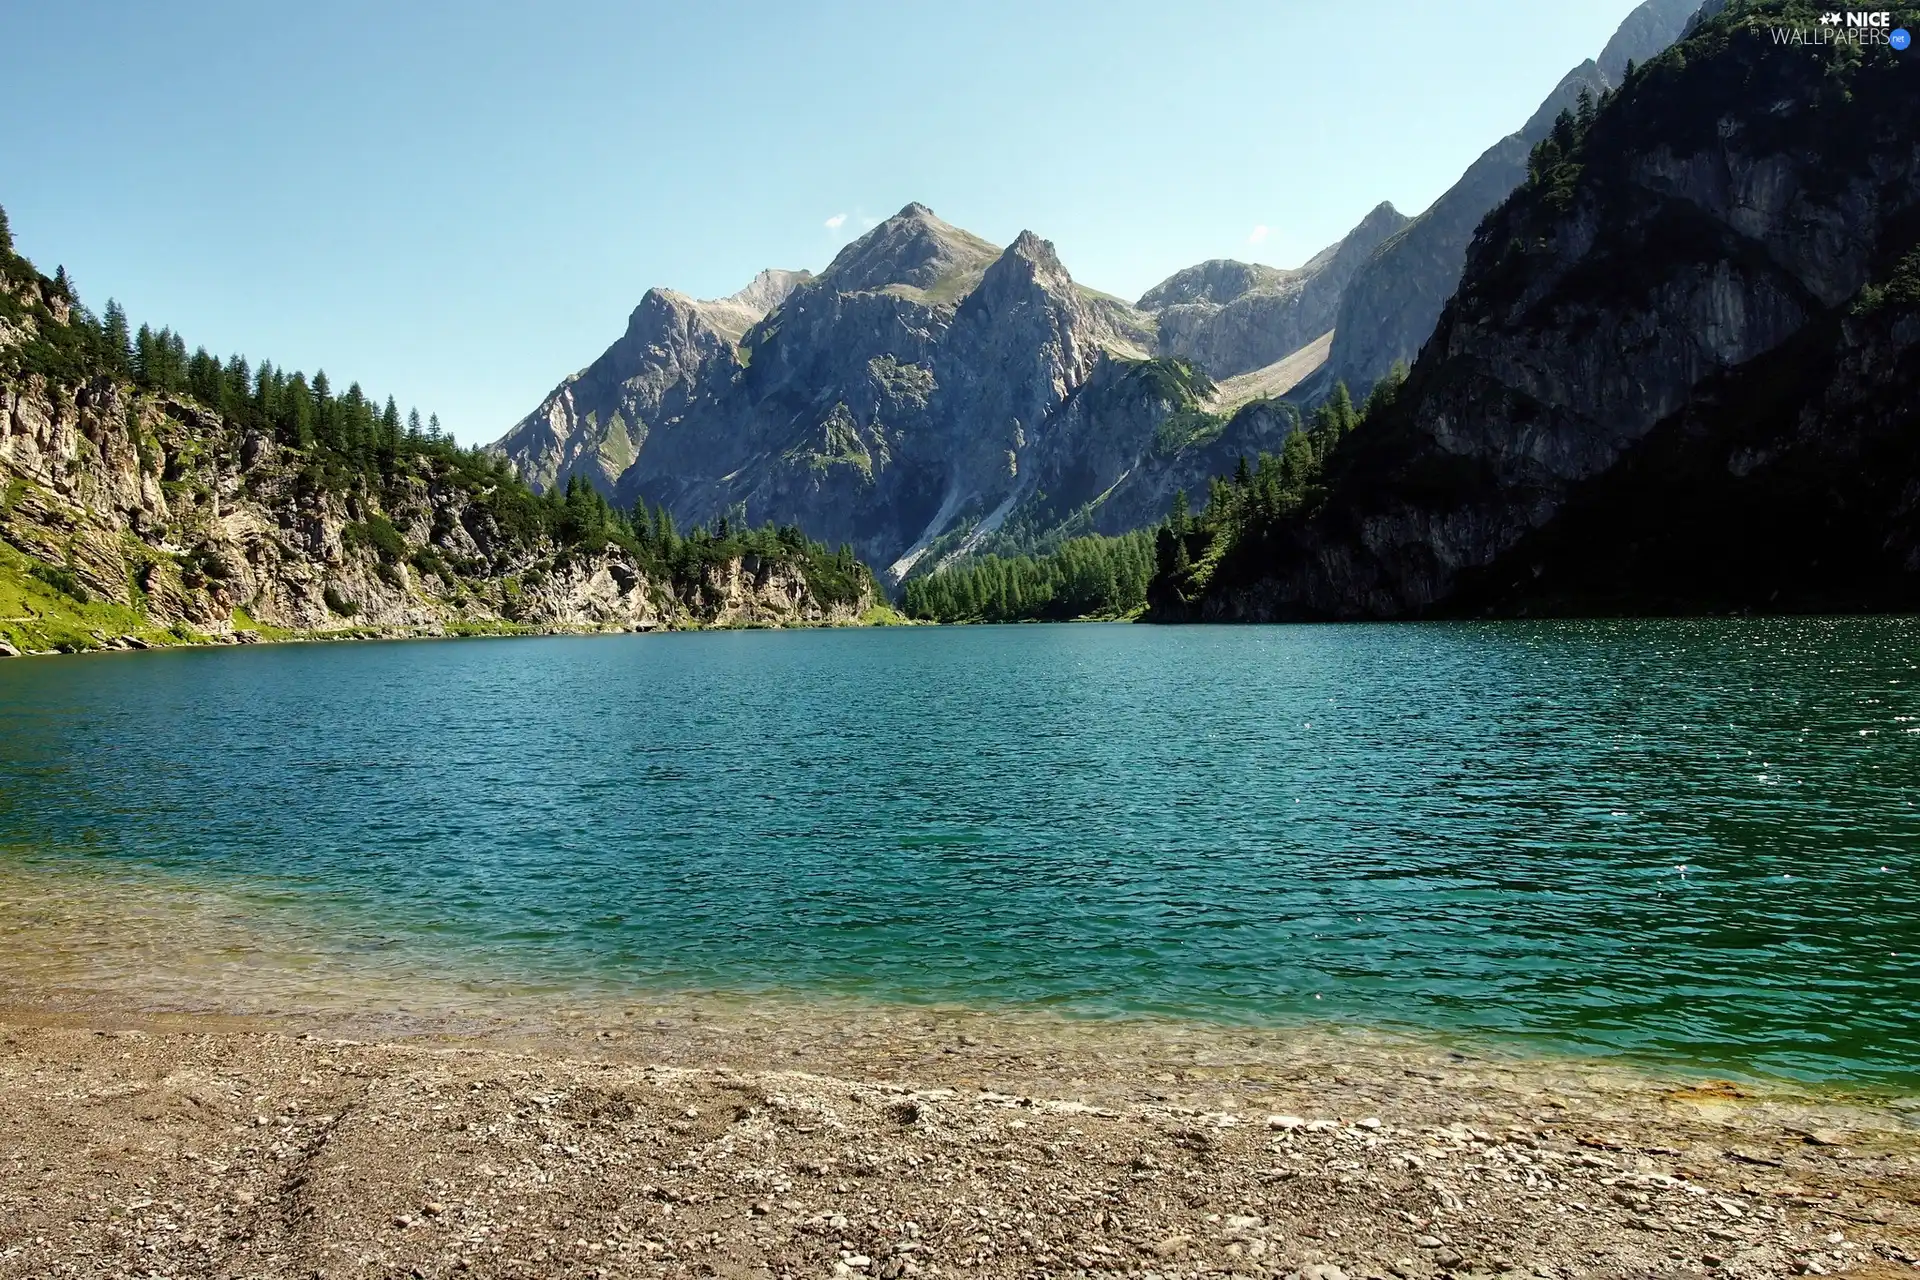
0 608 916 659
1 1002 1914 1280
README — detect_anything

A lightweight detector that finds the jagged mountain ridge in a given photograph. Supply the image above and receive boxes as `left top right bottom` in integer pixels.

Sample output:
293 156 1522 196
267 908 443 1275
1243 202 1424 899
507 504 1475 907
1140 202 1409 383
494 200 1406 581
494 0 1701 581
1321 0 1703 398
1158 0 1920 621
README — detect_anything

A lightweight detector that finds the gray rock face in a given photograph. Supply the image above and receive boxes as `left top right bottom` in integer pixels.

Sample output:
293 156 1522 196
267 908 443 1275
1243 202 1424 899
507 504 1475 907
1185 15 1920 620
1323 0 1700 398
1142 203 1408 380
0 361 867 648
495 198 1411 579
491 270 811 496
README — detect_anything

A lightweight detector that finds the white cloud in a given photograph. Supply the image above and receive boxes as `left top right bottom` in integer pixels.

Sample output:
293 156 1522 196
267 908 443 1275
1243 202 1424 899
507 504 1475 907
1247 224 1270 245
824 213 848 230
858 215 879 229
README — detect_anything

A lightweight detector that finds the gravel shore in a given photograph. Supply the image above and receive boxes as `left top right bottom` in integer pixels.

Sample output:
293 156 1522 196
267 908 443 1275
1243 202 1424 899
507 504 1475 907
1 1004 1914 1280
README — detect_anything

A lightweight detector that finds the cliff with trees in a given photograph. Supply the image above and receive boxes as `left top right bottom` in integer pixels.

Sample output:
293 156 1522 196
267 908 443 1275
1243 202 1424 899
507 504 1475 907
0 206 875 656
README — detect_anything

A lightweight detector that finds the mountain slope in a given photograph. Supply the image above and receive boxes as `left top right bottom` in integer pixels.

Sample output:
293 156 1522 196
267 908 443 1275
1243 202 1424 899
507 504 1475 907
1153 0 1920 621
1322 0 1701 399
494 197 1420 581
1142 202 1408 380
0 223 874 657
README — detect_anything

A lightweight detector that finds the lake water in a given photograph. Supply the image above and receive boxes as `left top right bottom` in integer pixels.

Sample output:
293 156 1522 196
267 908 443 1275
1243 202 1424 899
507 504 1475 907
1 620 1916 1084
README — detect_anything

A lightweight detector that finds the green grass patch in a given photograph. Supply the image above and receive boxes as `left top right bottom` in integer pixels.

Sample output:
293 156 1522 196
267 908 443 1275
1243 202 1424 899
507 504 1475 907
856 602 913 626
0 542 173 654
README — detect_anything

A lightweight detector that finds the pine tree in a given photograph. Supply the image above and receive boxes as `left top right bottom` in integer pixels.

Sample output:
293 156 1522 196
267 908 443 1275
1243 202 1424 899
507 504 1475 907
380 396 401 453
0 203 12 257
1325 381 1356 435
102 300 132 375
407 407 422 440
223 354 250 416
133 324 156 388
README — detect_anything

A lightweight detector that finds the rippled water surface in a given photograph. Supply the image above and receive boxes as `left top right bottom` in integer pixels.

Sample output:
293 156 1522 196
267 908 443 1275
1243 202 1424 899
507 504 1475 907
2 620 1917 1083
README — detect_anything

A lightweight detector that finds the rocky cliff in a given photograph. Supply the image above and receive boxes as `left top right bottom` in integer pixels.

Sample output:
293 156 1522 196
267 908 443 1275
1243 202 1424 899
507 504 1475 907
0 253 873 657
1140 202 1408 382
1160 0 1920 620
1322 0 1701 399
492 200 1422 580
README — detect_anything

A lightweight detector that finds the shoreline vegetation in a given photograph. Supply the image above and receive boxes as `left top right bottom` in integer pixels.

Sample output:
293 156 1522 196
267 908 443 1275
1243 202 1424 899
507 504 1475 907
0 546 908 661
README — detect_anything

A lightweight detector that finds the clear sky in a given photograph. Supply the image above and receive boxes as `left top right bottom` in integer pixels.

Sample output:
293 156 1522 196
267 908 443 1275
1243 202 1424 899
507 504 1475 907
2 1 1646 443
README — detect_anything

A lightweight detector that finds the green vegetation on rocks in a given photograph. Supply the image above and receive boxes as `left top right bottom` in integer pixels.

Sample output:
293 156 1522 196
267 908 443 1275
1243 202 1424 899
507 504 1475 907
0 203 876 655
903 530 1156 623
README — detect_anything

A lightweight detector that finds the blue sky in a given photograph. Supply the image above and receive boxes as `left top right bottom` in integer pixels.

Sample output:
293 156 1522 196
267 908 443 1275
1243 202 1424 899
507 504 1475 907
3 1 1645 443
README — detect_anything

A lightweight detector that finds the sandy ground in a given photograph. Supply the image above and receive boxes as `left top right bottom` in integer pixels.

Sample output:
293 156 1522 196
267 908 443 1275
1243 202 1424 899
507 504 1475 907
1 1000 1915 1280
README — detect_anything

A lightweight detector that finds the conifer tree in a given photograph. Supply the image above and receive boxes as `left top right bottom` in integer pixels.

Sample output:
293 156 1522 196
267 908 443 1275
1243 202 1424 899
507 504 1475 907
133 324 156 388
102 300 132 375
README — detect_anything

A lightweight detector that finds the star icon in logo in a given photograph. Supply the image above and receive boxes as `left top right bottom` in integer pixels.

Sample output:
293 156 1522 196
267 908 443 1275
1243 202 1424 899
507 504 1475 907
1820 11 1843 23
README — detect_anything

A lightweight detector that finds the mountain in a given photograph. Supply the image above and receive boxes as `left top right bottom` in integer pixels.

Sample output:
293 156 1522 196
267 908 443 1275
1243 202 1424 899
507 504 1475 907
0 225 876 658
493 198 1419 581
1150 0 1920 621
1140 201 1408 381
1320 0 1701 399
491 267 812 496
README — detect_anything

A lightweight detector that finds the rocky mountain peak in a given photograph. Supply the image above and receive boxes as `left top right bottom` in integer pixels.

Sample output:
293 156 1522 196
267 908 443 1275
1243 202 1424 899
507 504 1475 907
1598 0 1703 80
816 203 1001 298
963 232 1084 320
722 268 811 314
1348 201 1407 241
1136 260 1297 311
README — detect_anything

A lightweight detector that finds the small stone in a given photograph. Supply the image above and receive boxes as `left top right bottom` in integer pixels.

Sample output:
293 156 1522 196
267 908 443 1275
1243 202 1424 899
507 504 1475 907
750 1201 771 1216
1416 1235 1444 1249
846 1256 872 1270
1436 1249 1465 1269
1267 1114 1306 1130
1152 1235 1193 1258
1357 1117 1382 1130
1389 1260 1420 1278
1804 1130 1845 1147
1703 1254 1726 1269
829 1214 850 1231
683 1107 699 1119
422 1202 446 1217
393 1214 413 1228
1302 1265 1348 1280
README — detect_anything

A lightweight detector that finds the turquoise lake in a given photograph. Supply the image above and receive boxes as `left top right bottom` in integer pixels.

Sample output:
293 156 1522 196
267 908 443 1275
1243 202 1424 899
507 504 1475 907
1 620 1916 1084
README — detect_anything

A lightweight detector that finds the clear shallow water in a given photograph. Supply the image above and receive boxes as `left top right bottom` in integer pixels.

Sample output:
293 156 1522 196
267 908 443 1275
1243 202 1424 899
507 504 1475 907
1 620 1917 1084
